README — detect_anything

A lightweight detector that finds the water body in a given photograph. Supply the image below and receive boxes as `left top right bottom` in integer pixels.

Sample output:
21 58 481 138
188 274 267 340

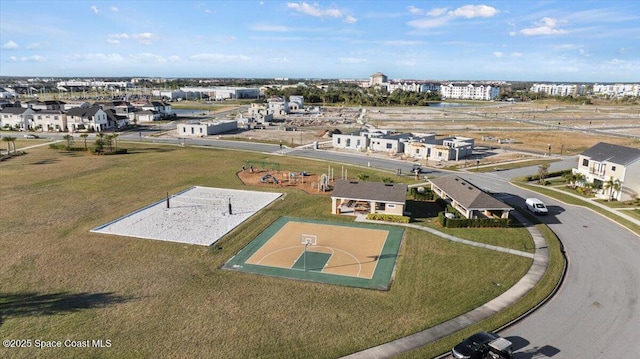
428 102 471 108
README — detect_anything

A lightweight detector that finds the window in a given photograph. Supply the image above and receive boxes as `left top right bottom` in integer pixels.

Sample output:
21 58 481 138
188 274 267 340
582 158 589 166
386 143 392 149
611 166 616 171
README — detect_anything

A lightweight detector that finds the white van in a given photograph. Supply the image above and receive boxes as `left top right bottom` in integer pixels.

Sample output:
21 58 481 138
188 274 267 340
525 198 548 215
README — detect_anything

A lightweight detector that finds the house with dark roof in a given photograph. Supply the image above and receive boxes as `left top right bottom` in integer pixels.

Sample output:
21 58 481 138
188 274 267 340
331 179 407 216
32 109 66 132
66 106 108 132
429 175 513 219
574 142 640 201
0 106 35 130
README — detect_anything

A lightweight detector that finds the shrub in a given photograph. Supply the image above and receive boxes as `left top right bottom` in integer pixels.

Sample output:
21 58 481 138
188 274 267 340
437 211 510 228
410 187 435 201
366 213 410 223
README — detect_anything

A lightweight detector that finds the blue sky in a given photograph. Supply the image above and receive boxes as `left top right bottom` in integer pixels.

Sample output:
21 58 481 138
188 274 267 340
1 1 639 82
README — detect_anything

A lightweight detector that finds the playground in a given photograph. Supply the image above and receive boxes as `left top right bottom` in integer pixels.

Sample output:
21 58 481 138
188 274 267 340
238 160 333 194
224 217 404 290
91 186 283 246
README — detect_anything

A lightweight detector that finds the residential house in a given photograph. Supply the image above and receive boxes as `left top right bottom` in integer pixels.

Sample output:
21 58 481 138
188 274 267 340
66 106 108 132
429 175 513 219
574 142 640 201
32 110 66 132
267 96 290 116
141 101 173 119
177 120 237 137
331 179 407 216
0 106 36 130
332 130 369 151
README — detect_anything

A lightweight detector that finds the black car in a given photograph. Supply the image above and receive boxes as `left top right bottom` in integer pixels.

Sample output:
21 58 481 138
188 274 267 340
451 331 513 359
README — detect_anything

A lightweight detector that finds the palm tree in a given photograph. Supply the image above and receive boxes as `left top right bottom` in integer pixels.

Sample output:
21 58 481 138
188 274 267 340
62 134 73 150
2 135 16 155
537 163 550 185
603 176 622 201
80 133 89 151
95 132 105 154
111 133 119 151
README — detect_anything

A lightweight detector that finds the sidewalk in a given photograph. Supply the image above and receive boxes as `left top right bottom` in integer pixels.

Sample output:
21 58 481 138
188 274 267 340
342 211 548 358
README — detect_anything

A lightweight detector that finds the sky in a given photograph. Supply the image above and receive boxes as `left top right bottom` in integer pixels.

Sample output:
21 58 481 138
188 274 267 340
1 0 639 82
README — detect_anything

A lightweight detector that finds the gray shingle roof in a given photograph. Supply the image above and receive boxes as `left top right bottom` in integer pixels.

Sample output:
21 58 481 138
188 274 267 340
429 175 513 210
331 179 407 203
581 142 640 166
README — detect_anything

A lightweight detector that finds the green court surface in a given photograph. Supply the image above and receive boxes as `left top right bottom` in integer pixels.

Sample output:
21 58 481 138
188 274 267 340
292 251 332 271
223 217 404 290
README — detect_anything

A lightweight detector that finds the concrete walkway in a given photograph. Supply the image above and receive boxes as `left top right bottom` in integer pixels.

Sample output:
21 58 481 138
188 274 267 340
344 211 549 358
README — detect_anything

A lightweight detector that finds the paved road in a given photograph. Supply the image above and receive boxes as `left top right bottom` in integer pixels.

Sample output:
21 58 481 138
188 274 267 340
24 134 640 358
291 150 640 358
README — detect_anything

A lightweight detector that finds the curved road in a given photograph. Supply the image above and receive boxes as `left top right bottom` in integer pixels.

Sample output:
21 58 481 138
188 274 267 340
33 133 640 358
291 148 640 358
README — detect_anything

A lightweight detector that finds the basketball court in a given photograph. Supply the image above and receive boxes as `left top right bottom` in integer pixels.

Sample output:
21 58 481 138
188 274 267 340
224 217 404 290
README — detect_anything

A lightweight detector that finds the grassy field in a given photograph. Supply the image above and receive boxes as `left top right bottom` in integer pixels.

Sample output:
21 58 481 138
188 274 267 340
1 143 538 358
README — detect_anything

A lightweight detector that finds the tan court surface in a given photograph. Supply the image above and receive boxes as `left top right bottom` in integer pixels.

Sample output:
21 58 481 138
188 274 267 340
245 222 389 279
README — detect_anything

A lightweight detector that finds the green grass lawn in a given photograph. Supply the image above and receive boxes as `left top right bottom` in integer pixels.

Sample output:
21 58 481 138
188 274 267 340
0 143 548 359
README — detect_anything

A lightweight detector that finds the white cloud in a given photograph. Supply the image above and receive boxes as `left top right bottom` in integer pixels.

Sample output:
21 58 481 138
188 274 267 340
9 56 17 62
338 57 367 64
26 42 41 50
107 33 130 44
68 53 125 62
287 2 342 18
131 32 156 45
344 15 357 24
130 53 167 63
448 5 499 18
396 59 417 67
2 40 18 50
251 24 291 32
493 51 504 57
427 7 448 17
520 17 568 36
189 54 250 63
407 16 451 29
90 5 99 14
167 55 181 63
408 6 424 15
110 6 118 12
511 52 523 58
20 55 46 62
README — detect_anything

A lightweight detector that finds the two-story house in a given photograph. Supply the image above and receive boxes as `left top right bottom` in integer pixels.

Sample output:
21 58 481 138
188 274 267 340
66 106 108 132
0 106 36 130
32 109 66 132
574 142 640 201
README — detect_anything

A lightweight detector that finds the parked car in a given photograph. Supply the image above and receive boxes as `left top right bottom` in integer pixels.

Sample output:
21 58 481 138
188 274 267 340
525 197 548 215
24 134 39 139
411 164 422 174
452 331 513 359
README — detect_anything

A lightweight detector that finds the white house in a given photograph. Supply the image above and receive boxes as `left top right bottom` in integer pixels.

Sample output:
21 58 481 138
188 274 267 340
574 142 640 201
0 107 36 130
332 131 369 151
65 106 108 132
177 120 237 137
141 101 173 119
32 110 66 132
